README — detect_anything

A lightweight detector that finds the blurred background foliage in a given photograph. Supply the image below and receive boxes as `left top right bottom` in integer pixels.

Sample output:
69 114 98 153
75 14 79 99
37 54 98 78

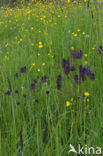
0 0 89 7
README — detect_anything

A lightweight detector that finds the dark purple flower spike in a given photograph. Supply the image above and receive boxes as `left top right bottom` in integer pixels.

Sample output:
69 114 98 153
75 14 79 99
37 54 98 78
20 66 26 73
41 76 47 83
98 45 103 54
5 90 11 96
56 75 62 90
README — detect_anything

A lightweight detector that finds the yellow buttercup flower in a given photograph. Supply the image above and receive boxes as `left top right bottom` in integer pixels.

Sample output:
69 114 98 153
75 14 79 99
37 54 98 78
82 32 86 35
77 29 80 32
32 43 34 46
39 44 43 48
5 56 7 59
84 61 88 64
84 54 88 57
32 63 35 66
38 53 40 56
42 62 46 66
66 101 70 107
84 92 90 97
74 34 78 37
38 42 43 48
37 69 40 72
71 46 74 51
39 42 42 45
92 48 95 50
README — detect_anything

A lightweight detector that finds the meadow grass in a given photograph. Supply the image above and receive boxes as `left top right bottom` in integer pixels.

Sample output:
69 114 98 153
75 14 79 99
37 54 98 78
0 1 103 156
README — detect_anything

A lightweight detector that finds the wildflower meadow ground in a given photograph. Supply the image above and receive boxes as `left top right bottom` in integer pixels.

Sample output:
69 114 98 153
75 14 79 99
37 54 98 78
0 0 103 155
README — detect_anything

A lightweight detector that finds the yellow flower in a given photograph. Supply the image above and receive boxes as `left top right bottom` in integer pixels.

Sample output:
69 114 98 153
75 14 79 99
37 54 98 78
84 61 88 64
20 38 22 42
21 86 24 90
92 48 95 50
84 92 90 97
67 0 70 2
84 54 88 57
48 53 50 56
37 69 40 72
77 29 80 32
74 34 78 37
32 63 35 66
71 46 74 51
32 43 34 46
5 56 7 59
38 42 43 48
82 32 86 35
38 53 40 56
39 42 42 45
66 101 70 107
39 44 43 48
42 62 46 66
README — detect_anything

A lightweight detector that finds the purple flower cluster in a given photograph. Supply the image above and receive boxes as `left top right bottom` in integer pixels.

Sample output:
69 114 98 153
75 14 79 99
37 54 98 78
71 50 83 59
79 65 95 81
20 66 27 73
56 75 62 90
61 59 71 75
60 49 95 86
5 65 51 105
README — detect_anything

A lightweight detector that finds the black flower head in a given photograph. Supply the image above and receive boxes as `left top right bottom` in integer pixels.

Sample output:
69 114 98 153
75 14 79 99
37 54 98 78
98 45 103 54
23 94 26 98
56 75 62 90
46 90 50 95
20 66 26 73
30 83 35 90
41 76 47 83
5 90 11 96
57 75 62 81
15 90 19 94
17 102 20 105
14 73 18 78
35 99 39 103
